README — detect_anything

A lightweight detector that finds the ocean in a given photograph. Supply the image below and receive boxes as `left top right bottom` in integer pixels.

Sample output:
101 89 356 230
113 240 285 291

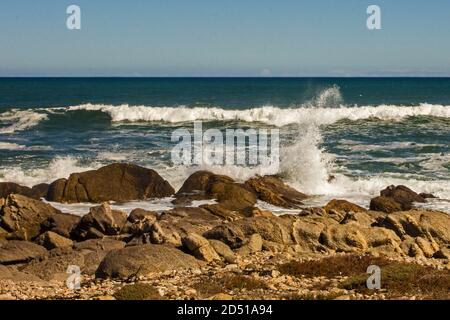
1 77 450 214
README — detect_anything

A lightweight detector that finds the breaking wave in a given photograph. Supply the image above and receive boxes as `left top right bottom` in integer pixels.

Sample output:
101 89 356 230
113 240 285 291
0 109 48 134
64 102 450 127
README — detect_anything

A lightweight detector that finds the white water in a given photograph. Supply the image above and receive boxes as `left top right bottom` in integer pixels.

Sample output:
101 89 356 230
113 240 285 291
0 109 48 134
65 102 450 127
1 86 450 213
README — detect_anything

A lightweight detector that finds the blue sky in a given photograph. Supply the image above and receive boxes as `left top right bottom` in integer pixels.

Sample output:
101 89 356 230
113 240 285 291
1 0 450 76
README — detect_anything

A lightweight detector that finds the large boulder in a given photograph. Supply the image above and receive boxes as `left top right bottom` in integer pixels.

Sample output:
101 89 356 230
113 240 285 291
0 241 48 265
22 239 127 280
175 171 257 213
0 194 61 240
46 163 175 203
0 182 49 200
244 175 307 209
95 244 203 279
71 203 127 240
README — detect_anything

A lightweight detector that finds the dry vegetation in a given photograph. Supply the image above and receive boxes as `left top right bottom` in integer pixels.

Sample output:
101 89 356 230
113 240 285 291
113 283 163 300
278 254 450 300
341 262 450 300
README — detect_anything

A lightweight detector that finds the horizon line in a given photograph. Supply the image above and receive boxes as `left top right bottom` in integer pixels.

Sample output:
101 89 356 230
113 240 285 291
2 75 450 79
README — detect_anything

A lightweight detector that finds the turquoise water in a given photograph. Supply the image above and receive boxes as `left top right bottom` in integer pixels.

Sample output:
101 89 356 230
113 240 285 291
1 78 450 212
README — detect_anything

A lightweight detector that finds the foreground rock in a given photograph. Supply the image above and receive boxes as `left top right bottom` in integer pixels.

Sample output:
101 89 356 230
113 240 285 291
21 239 127 281
95 244 203 279
0 241 47 265
0 194 61 240
46 163 175 203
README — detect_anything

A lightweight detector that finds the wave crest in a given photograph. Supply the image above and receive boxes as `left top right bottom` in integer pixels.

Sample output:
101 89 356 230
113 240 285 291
65 103 450 127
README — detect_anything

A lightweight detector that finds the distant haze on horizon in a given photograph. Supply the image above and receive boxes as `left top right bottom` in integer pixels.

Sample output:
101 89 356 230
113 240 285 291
1 0 450 77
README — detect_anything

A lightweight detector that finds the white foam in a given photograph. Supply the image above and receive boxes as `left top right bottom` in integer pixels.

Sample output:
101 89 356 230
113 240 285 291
65 103 450 127
0 142 52 151
0 156 99 187
0 109 48 134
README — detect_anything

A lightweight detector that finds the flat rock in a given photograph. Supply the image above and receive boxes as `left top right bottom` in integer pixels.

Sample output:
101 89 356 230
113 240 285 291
0 240 47 265
95 244 203 279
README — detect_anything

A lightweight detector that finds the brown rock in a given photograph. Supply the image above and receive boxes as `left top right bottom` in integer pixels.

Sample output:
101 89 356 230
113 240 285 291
71 203 127 240
36 231 73 250
237 233 263 256
234 216 293 245
21 248 85 281
0 240 47 265
380 185 426 205
95 244 203 279
182 233 220 262
245 175 307 208
376 210 450 245
128 208 158 223
175 171 257 213
73 238 126 252
324 199 367 214
46 163 175 203
22 239 127 280
46 178 67 203
203 225 246 249
0 182 48 200
370 196 403 213
40 213 81 238
433 248 450 260
0 194 60 240
209 240 236 263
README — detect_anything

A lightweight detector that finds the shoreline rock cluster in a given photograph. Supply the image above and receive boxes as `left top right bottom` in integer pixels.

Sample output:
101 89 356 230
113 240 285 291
0 163 449 300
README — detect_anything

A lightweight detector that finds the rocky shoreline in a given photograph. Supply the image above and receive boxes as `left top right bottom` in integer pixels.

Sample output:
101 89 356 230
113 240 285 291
1 163 449 300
